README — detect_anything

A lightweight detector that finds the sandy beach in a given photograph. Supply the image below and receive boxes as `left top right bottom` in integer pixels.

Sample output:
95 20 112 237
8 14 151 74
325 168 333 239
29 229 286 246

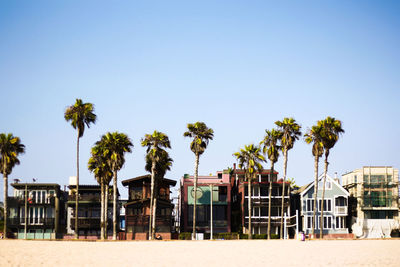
1 239 399 267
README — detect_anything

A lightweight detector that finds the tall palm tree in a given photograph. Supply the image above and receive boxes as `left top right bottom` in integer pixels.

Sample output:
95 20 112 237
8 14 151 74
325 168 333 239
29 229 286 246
96 132 133 240
88 144 113 240
260 129 282 239
64 99 97 238
304 124 324 239
233 144 265 239
183 122 214 240
141 131 171 240
318 117 344 239
275 118 302 239
145 149 173 240
0 133 25 238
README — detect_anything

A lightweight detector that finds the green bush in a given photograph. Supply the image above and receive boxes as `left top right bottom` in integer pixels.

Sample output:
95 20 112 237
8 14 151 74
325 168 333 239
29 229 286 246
253 234 267 239
271 234 279 239
179 232 192 240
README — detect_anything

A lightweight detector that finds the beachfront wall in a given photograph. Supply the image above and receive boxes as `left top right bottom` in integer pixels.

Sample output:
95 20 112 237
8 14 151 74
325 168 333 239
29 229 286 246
300 174 350 236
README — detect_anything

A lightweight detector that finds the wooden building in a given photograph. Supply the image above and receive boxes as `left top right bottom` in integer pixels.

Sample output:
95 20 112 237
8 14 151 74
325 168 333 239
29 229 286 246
122 175 176 240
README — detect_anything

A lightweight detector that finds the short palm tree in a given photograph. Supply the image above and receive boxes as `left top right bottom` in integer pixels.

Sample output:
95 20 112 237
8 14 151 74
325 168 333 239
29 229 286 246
145 149 173 239
96 132 133 240
88 144 113 240
183 122 214 240
0 133 25 238
233 144 265 239
275 118 302 239
260 129 282 239
318 117 344 238
64 99 97 238
304 124 324 238
141 131 171 240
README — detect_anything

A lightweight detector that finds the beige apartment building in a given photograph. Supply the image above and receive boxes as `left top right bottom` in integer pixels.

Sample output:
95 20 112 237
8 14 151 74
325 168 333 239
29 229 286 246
342 166 399 238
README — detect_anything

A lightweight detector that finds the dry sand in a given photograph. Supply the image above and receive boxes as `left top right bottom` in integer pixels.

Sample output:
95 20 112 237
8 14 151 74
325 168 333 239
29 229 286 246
1 239 400 267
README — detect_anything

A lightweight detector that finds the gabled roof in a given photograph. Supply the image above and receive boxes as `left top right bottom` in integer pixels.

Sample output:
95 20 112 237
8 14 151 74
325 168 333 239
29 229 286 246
121 174 177 186
300 174 349 197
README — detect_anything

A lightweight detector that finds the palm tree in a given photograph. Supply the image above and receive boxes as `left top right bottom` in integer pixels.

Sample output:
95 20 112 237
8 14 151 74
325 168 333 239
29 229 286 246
141 131 171 240
275 118 302 239
233 144 265 239
88 144 113 240
260 129 282 239
0 133 25 238
304 124 324 239
145 149 173 240
318 117 344 239
64 99 97 238
183 122 214 240
96 132 133 240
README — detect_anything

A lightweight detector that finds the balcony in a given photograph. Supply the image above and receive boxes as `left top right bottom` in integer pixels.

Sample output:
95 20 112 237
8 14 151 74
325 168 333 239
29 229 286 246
126 215 172 227
334 206 347 215
7 196 55 206
8 218 55 227
68 195 112 203
70 218 112 229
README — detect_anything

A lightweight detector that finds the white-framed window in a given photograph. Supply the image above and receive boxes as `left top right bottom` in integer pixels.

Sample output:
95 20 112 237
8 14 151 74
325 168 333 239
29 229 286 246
318 199 332 212
306 199 315 211
306 216 312 229
252 186 260 197
253 207 260 217
318 180 332 190
335 216 346 229
316 216 332 229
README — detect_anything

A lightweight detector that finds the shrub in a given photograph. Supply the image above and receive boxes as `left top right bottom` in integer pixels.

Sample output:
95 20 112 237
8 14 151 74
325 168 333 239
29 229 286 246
271 234 279 239
178 232 192 240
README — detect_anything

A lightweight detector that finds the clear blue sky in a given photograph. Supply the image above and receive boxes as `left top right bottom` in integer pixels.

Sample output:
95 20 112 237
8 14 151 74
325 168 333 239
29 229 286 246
1 1 399 200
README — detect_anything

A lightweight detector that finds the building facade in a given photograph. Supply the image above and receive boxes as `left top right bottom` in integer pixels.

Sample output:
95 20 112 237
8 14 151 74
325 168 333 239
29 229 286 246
232 168 290 236
66 183 115 239
342 166 399 238
299 174 350 237
122 175 176 240
179 171 231 236
8 183 66 239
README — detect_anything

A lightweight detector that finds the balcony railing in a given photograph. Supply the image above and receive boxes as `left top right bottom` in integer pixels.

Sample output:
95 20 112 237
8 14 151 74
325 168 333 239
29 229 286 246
334 206 347 215
8 218 55 226
126 215 172 227
7 196 55 205
68 195 113 202
70 218 112 229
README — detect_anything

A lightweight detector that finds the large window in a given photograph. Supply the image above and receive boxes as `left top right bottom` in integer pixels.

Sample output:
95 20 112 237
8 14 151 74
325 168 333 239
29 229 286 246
306 199 315 212
130 186 142 200
318 199 332 212
335 216 346 229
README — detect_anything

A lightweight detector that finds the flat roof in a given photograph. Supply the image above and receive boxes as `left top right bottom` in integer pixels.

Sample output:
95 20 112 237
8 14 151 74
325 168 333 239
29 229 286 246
121 174 177 186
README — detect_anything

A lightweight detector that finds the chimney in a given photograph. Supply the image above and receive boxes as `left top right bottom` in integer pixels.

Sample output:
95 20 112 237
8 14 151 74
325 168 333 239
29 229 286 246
334 172 340 184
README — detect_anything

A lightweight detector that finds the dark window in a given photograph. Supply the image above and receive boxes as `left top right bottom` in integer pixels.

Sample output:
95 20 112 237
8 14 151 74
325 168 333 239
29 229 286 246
219 186 227 202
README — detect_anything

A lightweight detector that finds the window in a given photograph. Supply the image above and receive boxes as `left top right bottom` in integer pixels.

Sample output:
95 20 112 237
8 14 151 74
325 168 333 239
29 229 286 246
363 175 369 183
252 186 260 197
318 180 331 190
253 207 260 217
354 175 357 183
306 216 312 229
318 199 332 212
335 216 346 229
306 199 315 212
335 197 347 206
130 186 142 200
218 186 227 202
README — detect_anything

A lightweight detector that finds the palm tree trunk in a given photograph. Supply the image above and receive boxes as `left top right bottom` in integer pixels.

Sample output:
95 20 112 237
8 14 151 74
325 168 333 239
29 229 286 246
280 148 288 239
247 175 252 240
105 184 109 239
3 170 8 239
192 153 199 240
75 133 80 239
113 171 118 240
267 163 274 240
149 160 156 240
320 152 329 239
152 193 157 240
311 155 319 239
100 181 104 240
152 175 158 240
